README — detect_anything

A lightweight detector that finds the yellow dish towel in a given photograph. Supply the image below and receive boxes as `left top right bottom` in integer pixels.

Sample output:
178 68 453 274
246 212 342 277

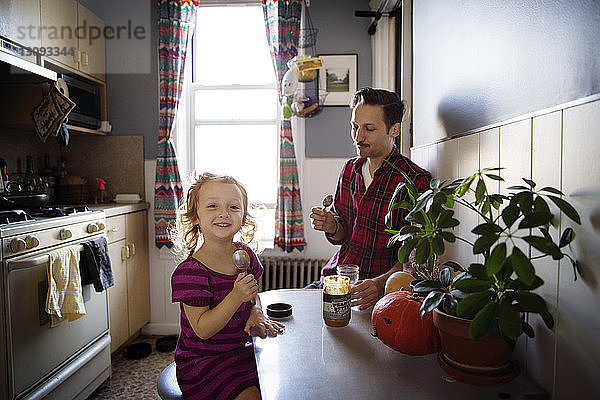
45 245 86 327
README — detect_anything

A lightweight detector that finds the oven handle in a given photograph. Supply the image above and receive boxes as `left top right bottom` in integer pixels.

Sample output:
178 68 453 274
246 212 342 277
7 245 85 272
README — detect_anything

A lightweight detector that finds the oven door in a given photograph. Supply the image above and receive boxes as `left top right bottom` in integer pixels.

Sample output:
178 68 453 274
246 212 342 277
5 246 109 398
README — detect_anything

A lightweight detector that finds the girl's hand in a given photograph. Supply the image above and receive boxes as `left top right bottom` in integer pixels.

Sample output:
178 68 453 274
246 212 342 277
244 305 285 338
232 272 259 303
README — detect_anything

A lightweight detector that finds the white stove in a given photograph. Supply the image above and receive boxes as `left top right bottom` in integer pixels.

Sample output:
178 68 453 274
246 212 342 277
1 206 111 400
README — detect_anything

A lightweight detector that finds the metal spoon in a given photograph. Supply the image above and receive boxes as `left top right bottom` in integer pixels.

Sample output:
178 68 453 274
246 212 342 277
233 249 251 273
322 194 333 211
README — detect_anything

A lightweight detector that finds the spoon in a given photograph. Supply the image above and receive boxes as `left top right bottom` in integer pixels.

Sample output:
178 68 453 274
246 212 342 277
233 249 251 273
322 194 333 211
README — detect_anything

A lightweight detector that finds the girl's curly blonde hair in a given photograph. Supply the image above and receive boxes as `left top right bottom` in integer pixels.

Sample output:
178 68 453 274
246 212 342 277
170 172 256 258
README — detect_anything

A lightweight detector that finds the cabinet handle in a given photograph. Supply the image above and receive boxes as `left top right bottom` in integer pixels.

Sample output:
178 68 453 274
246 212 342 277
109 227 120 233
121 245 130 261
129 243 136 257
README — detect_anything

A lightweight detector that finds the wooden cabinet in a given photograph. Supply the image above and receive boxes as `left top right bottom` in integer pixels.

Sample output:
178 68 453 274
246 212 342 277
106 210 150 352
0 0 41 49
40 0 106 81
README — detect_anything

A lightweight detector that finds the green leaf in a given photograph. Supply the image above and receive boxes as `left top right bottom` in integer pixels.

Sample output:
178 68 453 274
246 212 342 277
509 275 544 290
415 239 431 264
540 186 564 195
468 263 487 279
438 217 459 229
444 194 455 208
399 225 421 234
420 291 446 318
456 290 494 319
511 247 535 285
502 204 520 228
443 261 465 272
431 235 445 256
469 302 499 339
517 191 534 215
472 222 503 235
547 195 581 224
452 271 468 284
518 212 553 229
455 278 492 293
559 228 575 248
441 231 456 243
486 243 507 276
522 235 562 259
523 178 536 188
412 280 443 293
440 268 451 287
507 185 529 191
486 173 503 181
473 234 500 254
533 196 551 215
456 175 476 197
522 321 535 338
515 291 548 313
475 178 486 204
498 300 522 339
540 310 555 329
397 237 419 263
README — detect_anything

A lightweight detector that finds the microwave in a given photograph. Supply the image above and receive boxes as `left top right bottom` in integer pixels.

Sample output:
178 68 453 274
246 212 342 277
59 73 102 130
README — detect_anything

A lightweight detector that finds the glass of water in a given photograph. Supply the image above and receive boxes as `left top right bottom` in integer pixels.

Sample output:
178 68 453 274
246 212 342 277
336 264 359 285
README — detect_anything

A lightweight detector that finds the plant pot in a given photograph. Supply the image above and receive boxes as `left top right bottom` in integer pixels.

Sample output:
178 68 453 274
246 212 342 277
432 308 520 385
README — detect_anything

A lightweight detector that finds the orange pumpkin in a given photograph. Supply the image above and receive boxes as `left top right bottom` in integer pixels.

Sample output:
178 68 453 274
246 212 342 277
371 291 440 356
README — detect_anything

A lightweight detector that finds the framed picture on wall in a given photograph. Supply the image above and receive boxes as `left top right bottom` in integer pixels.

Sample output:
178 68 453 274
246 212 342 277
318 54 358 106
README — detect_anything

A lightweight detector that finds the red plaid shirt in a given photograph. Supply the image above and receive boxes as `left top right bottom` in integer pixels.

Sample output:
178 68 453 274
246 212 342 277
322 146 431 279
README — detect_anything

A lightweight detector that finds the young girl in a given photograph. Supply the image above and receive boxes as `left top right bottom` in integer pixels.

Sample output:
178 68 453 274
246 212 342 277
171 172 284 400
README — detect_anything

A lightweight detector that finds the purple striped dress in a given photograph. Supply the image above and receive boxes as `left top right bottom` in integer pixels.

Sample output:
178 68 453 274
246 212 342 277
171 243 263 400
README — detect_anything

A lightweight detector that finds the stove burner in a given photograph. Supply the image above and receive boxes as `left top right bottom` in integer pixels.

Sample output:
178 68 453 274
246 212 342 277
27 206 91 218
0 210 34 225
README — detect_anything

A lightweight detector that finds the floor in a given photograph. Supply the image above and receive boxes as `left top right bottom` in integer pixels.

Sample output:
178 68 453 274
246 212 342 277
87 336 174 400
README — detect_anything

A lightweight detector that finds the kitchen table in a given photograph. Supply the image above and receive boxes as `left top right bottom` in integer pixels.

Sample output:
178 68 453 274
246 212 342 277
254 289 546 400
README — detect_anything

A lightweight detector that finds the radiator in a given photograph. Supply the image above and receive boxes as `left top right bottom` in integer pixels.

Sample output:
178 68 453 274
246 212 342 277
257 257 329 291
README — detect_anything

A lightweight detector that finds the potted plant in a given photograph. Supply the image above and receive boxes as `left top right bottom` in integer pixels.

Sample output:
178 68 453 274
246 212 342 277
384 166 581 384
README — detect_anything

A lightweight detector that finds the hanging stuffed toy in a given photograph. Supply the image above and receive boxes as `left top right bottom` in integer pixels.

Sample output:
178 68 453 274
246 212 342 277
281 68 299 120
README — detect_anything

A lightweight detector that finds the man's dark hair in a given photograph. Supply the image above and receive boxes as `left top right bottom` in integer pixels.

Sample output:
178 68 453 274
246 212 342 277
350 87 405 131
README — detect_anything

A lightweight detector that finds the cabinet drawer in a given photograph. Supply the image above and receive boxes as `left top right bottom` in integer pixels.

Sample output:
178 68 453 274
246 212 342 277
106 215 126 243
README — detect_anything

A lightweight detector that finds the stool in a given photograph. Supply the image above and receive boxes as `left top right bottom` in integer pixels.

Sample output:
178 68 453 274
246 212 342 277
157 361 184 400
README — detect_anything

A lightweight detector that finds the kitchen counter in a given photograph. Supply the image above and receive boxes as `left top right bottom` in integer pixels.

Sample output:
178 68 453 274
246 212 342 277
86 202 149 217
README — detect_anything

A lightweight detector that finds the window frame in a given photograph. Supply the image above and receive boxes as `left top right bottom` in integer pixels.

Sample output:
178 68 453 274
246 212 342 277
184 3 280 248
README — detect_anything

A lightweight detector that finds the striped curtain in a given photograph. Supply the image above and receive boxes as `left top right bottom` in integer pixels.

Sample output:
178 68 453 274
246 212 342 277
262 0 306 252
155 0 198 248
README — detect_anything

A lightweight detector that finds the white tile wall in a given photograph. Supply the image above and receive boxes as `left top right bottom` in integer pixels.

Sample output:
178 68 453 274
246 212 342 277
412 97 600 398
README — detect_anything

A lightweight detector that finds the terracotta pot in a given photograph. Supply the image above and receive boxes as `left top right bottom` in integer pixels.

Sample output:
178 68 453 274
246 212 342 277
432 308 520 385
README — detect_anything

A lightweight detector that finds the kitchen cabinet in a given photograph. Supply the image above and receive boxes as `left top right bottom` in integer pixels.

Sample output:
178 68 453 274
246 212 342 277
0 0 41 49
40 0 106 81
106 210 150 352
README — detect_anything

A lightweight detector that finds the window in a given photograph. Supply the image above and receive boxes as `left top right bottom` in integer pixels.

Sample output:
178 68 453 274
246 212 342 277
189 4 278 248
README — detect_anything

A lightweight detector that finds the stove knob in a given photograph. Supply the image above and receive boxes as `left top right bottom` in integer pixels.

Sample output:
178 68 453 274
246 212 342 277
10 238 26 253
97 222 106 231
87 223 99 233
59 229 73 240
25 235 40 249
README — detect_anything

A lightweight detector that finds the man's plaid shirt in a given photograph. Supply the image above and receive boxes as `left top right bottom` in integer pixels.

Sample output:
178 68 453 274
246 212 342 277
322 145 431 279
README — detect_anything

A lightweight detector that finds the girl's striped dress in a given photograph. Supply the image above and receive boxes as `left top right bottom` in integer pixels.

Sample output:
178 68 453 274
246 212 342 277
171 244 263 400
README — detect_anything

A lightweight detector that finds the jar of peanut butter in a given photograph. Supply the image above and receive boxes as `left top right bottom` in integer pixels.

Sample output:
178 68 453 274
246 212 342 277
323 275 351 327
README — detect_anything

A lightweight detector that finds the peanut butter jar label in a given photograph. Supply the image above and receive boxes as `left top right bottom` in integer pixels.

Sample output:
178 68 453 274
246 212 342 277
323 293 351 320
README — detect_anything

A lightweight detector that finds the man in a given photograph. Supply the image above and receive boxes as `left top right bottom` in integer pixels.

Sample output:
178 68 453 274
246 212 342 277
310 88 431 310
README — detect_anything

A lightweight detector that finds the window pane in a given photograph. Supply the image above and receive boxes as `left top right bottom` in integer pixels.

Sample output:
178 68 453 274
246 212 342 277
195 89 277 120
195 6 275 85
194 125 278 204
